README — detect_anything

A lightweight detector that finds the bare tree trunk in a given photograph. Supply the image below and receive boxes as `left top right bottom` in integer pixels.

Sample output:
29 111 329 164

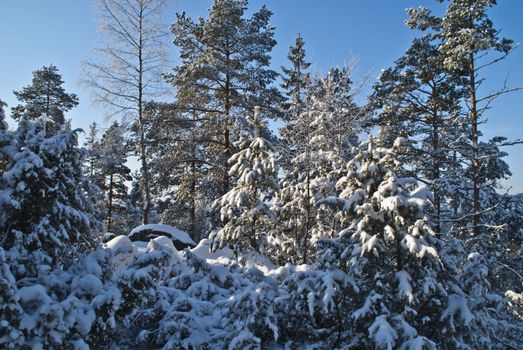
138 1 151 225
223 50 231 195
83 0 169 225
302 117 311 264
107 173 114 232
468 52 480 236
139 116 151 224
302 171 311 264
189 110 198 239
46 81 51 117
190 159 196 239
452 150 459 217
431 85 441 232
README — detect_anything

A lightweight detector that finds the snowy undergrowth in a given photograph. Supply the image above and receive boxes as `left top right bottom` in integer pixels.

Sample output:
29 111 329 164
2 234 522 349
1 236 354 349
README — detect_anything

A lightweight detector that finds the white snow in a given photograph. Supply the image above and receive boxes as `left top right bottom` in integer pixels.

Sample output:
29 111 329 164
78 274 103 295
368 315 398 350
396 270 414 304
353 292 382 320
103 235 139 272
442 294 474 326
191 238 234 260
104 235 134 253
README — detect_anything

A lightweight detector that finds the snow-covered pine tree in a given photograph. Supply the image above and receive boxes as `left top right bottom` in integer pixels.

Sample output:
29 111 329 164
144 102 213 241
213 107 278 255
316 135 513 348
405 2 522 313
437 0 515 236
97 121 132 235
0 115 96 277
370 23 466 231
11 65 78 134
169 0 283 195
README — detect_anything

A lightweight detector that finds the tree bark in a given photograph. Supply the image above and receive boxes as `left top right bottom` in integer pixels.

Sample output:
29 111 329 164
302 115 311 264
223 49 231 195
190 159 196 239
430 84 441 232
107 173 114 232
138 1 151 224
468 52 480 236
46 81 51 117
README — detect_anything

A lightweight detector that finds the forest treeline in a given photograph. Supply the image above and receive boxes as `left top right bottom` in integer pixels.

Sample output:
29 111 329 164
0 0 522 349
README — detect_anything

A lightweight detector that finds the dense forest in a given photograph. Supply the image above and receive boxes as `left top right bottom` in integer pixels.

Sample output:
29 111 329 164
1 0 522 349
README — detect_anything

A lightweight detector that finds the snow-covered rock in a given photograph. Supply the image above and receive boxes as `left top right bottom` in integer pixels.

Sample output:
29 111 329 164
128 224 196 250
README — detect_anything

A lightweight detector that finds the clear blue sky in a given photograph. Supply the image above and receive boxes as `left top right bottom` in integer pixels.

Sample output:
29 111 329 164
1 0 522 192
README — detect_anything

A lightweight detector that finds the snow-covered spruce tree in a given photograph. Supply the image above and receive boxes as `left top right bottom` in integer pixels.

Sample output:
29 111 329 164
316 136 515 348
213 107 278 255
0 239 124 349
274 105 315 264
0 247 24 349
456 250 523 348
489 192 523 295
275 66 366 264
275 121 345 264
0 116 97 277
307 66 365 163
280 33 311 117
0 99 13 173
278 33 312 175
11 65 78 134
84 122 101 181
82 122 106 237
97 121 132 235
0 102 22 348
0 99 7 128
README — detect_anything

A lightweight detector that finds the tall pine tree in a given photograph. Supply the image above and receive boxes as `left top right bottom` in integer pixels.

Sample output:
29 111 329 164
11 65 78 134
144 102 213 240
169 0 283 195
371 15 466 230
438 0 514 236
97 122 132 234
